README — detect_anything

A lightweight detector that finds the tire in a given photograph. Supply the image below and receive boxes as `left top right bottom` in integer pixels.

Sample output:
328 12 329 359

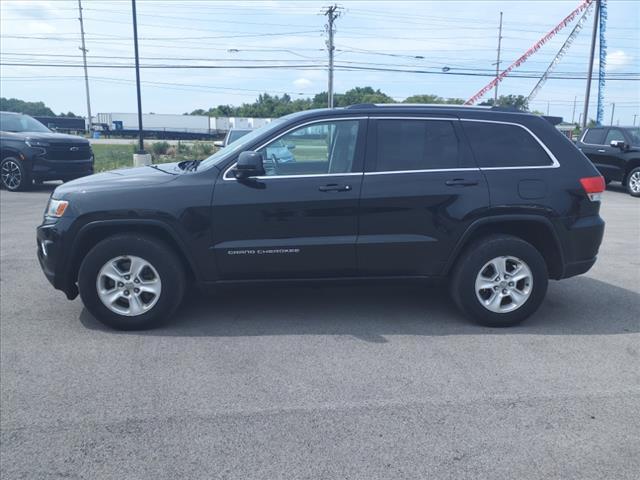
450 234 548 327
78 234 186 330
0 157 30 191
625 167 640 197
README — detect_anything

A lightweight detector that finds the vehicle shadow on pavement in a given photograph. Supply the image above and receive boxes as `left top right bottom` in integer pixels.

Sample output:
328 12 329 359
79 276 640 341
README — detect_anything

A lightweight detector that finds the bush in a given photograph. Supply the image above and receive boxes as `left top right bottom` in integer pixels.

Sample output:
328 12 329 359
151 141 170 156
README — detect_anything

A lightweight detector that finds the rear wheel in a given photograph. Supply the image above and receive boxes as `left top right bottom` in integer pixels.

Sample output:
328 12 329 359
78 234 185 330
1 157 30 191
625 167 640 197
450 234 548 327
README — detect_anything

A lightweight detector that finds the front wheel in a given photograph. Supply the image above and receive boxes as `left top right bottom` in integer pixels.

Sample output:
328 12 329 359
78 234 186 330
1 157 30 191
450 234 548 327
625 167 640 197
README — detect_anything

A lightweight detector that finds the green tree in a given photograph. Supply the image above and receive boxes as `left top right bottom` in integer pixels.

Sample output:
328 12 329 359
479 94 529 111
403 94 465 104
0 97 55 116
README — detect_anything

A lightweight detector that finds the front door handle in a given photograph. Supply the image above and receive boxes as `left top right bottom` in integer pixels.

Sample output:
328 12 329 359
445 178 479 187
597 149 606 153
319 184 352 192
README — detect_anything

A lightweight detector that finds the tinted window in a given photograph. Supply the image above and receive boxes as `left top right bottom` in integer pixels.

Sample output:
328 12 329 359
463 122 552 167
605 129 625 144
375 120 459 171
258 120 359 176
583 128 606 144
0 113 50 133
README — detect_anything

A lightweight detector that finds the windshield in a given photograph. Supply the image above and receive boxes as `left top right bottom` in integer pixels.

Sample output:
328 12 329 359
200 117 289 169
0 113 51 133
626 128 640 146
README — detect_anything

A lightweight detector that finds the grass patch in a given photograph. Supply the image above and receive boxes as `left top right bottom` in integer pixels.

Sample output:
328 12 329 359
92 142 218 172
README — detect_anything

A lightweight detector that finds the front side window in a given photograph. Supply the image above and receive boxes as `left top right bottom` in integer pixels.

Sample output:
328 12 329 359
583 128 606 145
257 120 360 176
605 129 625 144
463 121 553 168
374 120 460 171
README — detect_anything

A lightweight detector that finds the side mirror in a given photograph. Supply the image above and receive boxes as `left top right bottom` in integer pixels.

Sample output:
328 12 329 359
234 151 265 179
286 144 296 151
610 140 626 150
214 140 224 148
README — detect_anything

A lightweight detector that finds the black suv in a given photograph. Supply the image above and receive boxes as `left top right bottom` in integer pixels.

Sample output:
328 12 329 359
37 105 605 330
0 111 93 191
576 126 640 197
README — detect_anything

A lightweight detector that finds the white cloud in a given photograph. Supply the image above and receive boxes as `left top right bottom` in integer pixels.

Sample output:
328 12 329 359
606 50 632 71
293 77 313 89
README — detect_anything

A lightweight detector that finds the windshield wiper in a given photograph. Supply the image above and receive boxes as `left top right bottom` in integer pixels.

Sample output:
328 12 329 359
146 164 177 175
179 159 202 172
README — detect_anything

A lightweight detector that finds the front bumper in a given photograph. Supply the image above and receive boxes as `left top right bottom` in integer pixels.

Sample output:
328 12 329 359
31 157 94 181
37 218 78 299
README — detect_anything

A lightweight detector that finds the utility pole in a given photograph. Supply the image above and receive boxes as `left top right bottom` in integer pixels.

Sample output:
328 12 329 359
547 101 550 116
323 5 341 108
131 0 145 155
77 0 92 132
494 11 503 103
572 95 577 123
582 0 600 129
610 102 615 125
634 114 638 126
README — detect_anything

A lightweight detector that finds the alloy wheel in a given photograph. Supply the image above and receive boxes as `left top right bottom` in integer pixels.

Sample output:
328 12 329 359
96 255 162 316
1 160 22 190
629 171 640 194
475 256 533 313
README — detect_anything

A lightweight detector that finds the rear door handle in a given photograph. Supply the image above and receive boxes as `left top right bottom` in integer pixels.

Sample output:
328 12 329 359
318 184 352 192
445 178 479 187
597 149 606 153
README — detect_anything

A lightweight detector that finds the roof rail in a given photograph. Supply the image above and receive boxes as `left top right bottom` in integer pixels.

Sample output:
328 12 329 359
345 103 494 109
345 103 376 109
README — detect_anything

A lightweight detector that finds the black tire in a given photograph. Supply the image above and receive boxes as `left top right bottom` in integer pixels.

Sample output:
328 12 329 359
624 166 640 197
0 157 30 191
78 234 186 330
450 234 548 327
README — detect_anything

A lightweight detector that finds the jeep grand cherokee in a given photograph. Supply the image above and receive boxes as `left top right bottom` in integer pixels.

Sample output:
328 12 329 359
37 105 605 330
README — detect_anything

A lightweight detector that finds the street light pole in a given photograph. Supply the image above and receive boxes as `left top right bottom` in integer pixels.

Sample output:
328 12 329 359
131 0 145 154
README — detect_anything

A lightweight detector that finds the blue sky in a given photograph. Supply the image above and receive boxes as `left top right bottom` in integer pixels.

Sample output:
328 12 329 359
1 0 638 124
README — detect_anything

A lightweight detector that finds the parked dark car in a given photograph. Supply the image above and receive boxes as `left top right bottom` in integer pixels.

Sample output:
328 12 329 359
1 111 93 191
215 128 252 147
576 126 640 197
37 105 605 330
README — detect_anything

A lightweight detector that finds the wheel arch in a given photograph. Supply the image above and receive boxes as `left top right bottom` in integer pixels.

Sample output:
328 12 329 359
65 219 201 296
445 215 565 279
623 158 640 179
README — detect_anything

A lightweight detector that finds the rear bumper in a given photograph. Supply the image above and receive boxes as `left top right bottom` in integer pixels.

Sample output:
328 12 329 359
558 215 605 279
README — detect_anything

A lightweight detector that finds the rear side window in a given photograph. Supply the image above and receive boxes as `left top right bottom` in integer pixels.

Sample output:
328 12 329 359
582 128 606 144
463 121 553 168
374 120 460 171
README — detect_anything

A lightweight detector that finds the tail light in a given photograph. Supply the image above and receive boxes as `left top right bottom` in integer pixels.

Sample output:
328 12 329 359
580 176 605 202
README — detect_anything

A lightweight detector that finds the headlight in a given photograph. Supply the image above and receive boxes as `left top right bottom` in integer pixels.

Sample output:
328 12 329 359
45 199 69 218
25 138 50 148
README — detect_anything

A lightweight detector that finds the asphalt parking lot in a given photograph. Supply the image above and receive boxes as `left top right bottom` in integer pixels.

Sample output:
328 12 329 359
1 184 638 480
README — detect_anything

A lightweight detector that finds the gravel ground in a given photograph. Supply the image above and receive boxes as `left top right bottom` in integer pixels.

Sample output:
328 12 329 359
1 183 638 480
